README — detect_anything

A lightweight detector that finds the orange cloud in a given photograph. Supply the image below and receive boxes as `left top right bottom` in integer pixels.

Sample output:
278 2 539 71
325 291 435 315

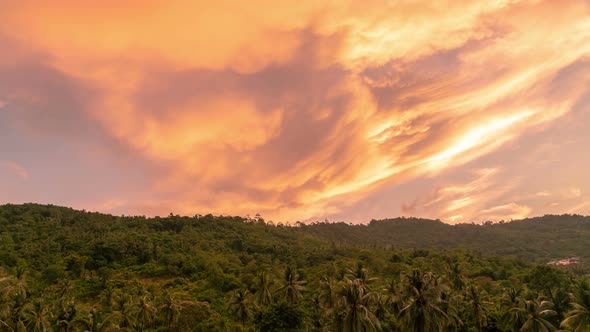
1 0 590 222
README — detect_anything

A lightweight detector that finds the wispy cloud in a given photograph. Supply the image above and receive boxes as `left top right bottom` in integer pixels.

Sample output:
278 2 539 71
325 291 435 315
1 0 589 221
0 161 29 180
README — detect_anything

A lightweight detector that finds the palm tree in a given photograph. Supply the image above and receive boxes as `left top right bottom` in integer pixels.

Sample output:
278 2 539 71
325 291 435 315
73 308 111 332
399 269 448 332
254 271 273 306
24 302 52 332
12 266 28 297
112 292 134 329
133 294 156 331
53 300 77 332
346 263 377 291
447 262 465 291
561 278 590 332
382 278 403 314
501 288 523 310
508 299 556 332
545 287 571 323
465 285 489 331
308 294 330 332
278 266 306 304
5 289 30 332
440 290 462 331
338 278 381 332
159 291 182 328
320 276 337 310
228 289 253 326
500 288 524 332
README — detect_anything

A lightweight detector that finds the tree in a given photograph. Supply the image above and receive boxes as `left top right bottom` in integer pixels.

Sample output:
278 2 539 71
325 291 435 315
254 271 273 307
278 266 306 304
508 299 556 332
73 308 111 332
447 262 465 291
228 289 253 326
439 290 462 331
159 291 182 328
399 269 448 332
320 276 337 310
337 278 381 332
561 278 590 332
464 285 489 331
500 288 524 332
346 263 377 291
133 294 156 331
254 301 305 332
24 302 51 332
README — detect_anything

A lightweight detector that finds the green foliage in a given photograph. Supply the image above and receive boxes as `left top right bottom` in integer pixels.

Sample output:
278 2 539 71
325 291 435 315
299 215 590 263
0 203 588 331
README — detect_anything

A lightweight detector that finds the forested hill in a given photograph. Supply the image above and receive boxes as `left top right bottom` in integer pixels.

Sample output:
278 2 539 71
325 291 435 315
299 215 590 262
1 203 590 331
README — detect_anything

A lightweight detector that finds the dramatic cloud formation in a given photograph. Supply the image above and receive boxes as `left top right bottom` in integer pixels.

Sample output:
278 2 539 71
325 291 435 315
1 0 589 223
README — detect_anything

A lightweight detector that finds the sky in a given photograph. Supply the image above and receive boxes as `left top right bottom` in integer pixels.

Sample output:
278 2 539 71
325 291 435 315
1 0 590 224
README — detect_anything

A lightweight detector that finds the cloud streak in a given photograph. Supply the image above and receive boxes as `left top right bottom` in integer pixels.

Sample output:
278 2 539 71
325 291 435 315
1 0 589 222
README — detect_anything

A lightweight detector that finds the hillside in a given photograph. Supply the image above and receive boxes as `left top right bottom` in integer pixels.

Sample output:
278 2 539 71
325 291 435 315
0 203 589 331
299 215 590 263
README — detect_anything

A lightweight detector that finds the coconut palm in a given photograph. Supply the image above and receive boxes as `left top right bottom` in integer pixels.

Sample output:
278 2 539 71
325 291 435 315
24 302 52 332
159 291 182 328
399 269 448 332
254 271 273 306
338 278 381 332
561 278 590 332
73 308 111 332
53 300 77 332
382 278 403 314
133 294 156 331
501 288 523 310
346 263 377 291
440 290 462 331
228 289 253 326
465 285 489 331
278 266 306 304
543 287 571 324
508 298 556 332
308 294 330 332
501 288 525 332
447 262 465 291
112 292 134 329
5 289 30 332
320 276 337 310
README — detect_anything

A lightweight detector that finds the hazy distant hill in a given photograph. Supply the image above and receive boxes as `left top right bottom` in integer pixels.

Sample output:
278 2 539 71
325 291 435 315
298 215 590 262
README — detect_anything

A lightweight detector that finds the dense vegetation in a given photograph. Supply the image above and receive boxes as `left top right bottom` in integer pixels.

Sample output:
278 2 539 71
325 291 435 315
0 203 589 331
299 215 590 263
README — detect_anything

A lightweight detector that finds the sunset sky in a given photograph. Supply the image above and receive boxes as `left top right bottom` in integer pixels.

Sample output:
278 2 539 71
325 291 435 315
1 0 590 223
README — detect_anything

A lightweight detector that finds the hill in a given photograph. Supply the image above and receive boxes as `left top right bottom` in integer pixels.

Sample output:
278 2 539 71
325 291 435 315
0 203 589 331
298 215 590 263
